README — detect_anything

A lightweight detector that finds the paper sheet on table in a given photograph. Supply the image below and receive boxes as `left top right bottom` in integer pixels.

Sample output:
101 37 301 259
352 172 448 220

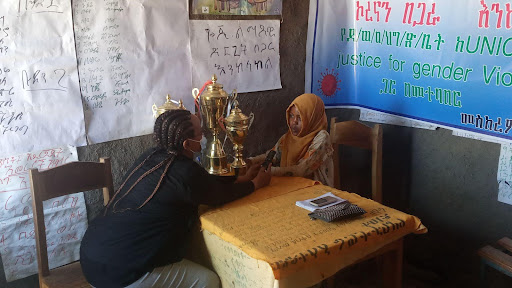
295 192 346 212
0 146 87 282
0 0 86 157
73 0 193 144
190 20 281 93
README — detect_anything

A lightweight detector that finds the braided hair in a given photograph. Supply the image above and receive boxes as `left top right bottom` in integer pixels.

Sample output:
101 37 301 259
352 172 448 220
106 109 196 213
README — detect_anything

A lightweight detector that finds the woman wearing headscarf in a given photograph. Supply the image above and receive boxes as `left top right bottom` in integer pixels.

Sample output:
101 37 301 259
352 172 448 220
248 93 334 187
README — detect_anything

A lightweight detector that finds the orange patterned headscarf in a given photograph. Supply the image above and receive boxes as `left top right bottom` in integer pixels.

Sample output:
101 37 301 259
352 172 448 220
280 94 327 167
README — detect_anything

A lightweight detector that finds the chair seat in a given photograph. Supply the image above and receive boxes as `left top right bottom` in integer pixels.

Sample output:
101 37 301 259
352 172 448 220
497 237 512 253
478 243 512 277
40 261 90 288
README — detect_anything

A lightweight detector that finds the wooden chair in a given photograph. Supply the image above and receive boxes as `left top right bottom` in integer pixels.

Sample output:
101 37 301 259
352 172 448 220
29 157 114 288
478 237 512 286
329 118 383 203
329 118 401 287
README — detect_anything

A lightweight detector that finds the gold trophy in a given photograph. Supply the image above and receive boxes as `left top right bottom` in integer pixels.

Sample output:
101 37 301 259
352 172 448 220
224 100 253 175
192 75 236 175
152 94 186 118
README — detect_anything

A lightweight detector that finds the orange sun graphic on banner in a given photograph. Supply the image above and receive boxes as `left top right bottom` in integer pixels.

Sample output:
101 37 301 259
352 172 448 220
317 69 341 97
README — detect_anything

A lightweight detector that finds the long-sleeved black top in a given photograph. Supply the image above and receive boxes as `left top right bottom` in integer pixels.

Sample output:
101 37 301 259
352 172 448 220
80 148 254 287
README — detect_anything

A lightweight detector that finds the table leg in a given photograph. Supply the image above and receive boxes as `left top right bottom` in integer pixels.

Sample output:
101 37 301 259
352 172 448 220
382 238 403 288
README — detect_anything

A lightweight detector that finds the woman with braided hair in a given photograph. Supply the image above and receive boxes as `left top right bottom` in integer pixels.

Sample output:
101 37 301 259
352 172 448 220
80 109 271 288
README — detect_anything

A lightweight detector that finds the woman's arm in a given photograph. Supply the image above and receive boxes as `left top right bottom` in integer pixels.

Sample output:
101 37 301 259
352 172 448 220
247 135 284 166
248 153 266 165
187 162 270 206
189 171 254 206
270 131 332 178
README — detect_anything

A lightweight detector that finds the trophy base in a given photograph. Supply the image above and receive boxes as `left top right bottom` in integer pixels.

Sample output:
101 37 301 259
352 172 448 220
230 157 247 176
230 164 247 176
204 136 229 175
204 155 229 175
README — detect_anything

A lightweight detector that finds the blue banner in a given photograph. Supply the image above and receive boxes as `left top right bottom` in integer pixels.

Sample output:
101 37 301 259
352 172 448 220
306 0 512 140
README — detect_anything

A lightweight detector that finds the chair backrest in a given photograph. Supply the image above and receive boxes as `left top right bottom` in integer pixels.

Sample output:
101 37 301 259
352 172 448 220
29 157 114 278
330 118 383 203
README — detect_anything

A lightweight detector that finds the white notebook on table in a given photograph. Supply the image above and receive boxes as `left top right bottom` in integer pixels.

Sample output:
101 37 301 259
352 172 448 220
295 192 347 212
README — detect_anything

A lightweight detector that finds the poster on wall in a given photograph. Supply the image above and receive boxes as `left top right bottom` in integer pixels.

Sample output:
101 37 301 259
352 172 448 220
497 143 512 205
306 0 512 141
73 0 193 144
190 20 281 93
191 0 282 15
0 0 86 158
0 146 87 282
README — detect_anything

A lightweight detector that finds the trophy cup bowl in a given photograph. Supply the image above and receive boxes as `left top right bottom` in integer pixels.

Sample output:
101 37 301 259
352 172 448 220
152 94 185 118
224 100 252 175
193 75 230 175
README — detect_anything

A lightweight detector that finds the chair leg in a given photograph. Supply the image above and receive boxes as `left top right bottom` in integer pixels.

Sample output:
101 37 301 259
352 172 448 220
480 262 488 288
382 240 403 288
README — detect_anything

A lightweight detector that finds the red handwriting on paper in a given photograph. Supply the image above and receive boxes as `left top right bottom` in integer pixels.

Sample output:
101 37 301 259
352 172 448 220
0 149 72 193
479 1 512 29
356 1 392 23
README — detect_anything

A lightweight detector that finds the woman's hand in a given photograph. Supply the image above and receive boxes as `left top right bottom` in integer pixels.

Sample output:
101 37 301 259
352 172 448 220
235 163 260 183
245 163 260 180
251 165 272 190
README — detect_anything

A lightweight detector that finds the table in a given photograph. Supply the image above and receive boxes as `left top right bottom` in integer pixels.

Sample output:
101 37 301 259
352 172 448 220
194 177 427 288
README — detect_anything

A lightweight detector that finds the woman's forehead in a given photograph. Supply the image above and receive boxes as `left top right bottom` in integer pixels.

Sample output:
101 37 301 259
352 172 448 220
190 114 200 124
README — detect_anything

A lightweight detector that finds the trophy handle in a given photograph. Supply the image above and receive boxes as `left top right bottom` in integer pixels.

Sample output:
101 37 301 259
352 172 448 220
248 112 255 129
152 104 158 118
230 89 238 103
225 89 238 116
192 88 200 100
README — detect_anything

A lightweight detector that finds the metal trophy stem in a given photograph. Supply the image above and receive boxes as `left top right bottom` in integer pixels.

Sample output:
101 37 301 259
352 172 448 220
192 75 252 176
193 75 229 175
224 100 252 175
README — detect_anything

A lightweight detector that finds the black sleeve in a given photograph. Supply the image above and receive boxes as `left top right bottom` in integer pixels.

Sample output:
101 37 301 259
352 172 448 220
186 162 254 206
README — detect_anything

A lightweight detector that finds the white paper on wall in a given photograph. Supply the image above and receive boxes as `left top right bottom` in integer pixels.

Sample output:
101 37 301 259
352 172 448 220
498 180 512 206
359 108 437 130
73 0 193 144
0 146 86 282
497 143 512 206
0 0 86 158
452 129 509 145
189 20 281 93
497 144 512 182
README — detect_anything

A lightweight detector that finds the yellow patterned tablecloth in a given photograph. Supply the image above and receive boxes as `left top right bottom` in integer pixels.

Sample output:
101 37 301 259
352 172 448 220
200 177 426 287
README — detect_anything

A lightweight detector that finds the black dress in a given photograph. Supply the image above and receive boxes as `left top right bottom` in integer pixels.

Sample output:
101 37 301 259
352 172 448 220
80 148 254 287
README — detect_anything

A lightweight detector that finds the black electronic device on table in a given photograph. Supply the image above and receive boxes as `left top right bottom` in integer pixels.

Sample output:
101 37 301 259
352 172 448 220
309 196 339 207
